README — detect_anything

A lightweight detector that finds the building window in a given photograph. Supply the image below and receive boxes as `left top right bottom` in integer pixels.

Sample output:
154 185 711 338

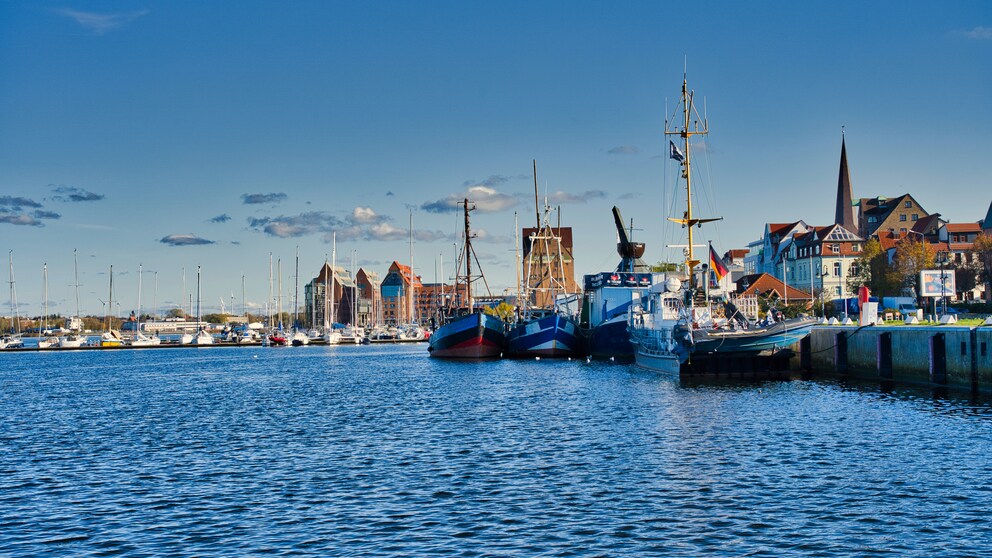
900 228 907 233
867 216 877 223
835 286 842 296
904 201 912 208
853 244 861 252
834 262 842 276
911 214 919 221
899 214 907 222
830 244 840 253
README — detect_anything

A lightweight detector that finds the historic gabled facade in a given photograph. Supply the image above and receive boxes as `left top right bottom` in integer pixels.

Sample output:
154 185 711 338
857 194 930 239
380 261 423 325
304 263 358 327
782 224 864 302
749 221 810 276
355 268 380 327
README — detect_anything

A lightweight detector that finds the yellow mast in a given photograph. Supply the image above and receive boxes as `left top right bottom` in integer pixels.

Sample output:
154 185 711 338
665 71 721 289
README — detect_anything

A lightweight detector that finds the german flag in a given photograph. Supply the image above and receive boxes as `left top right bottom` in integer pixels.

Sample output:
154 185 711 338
709 245 729 282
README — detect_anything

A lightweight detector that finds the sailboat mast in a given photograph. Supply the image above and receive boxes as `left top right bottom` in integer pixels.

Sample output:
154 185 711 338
268 253 273 327
352 250 358 327
277 259 282 328
137 263 143 332
664 71 719 289
330 232 336 327
294 246 300 330
73 249 80 318
514 212 521 315
409 211 414 324
533 160 540 229
43 263 48 334
8 251 19 334
463 198 473 311
196 265 201 331
108 264 114 331
242 273 246 319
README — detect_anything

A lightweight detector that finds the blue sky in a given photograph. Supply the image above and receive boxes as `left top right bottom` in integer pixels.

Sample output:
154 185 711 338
1 1 990 318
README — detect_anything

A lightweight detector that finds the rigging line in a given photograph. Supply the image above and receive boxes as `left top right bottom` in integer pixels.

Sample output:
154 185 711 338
698 138 725 252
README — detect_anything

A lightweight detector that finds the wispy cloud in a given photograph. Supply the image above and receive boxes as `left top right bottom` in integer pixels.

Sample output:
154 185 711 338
32 209 62 220
248 206 451 243
350 206 388 225
160 234 215 246
0 211 42 227
242 192 287 205
0 196 43 209
422 185 520 213
546 190 608 204
0 206 60 227
249 211 342 238
607 145 639 155
209 214 232 223
960 26 992 40
51 185 104 202
54 8 149 35
474 229 512 244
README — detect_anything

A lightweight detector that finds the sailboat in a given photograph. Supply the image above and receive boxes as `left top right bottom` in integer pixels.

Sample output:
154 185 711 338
57 249 87 348
1 251 25 350
323 233 342 345
129 263 161 346
507 163 585 358
37 263 59 349
428 198 506 359
190 265 214 345
290 247 309 346
100 265 125 347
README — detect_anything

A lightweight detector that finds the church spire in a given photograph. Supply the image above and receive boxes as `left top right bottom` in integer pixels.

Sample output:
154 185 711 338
835 130 856 233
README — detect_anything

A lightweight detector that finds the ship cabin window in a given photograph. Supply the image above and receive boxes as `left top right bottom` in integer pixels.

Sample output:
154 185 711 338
834 262 842 276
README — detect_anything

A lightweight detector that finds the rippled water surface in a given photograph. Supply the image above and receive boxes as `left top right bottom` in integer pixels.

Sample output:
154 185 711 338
2 344 991 556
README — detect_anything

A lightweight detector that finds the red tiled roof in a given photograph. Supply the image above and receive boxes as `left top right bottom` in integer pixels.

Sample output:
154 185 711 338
875 231 906 251
388 261 424 288
945 222 981 233
767 222 801 236
736 273 813 301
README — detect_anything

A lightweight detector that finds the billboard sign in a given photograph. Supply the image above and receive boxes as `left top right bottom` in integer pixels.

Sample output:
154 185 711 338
920 269 956 298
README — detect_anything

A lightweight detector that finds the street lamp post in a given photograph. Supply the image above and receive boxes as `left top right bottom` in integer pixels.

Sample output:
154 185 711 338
939 253 947 318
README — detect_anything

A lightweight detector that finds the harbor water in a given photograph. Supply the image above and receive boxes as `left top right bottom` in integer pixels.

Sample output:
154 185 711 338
2 344 990 555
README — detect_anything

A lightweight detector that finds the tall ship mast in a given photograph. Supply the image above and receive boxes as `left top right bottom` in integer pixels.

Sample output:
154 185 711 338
665 71 722 288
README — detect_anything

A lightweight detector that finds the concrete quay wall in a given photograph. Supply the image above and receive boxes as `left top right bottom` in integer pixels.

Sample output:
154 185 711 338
808 326 992 392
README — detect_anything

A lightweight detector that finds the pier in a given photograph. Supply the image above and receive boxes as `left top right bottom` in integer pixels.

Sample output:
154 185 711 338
805 326 992 393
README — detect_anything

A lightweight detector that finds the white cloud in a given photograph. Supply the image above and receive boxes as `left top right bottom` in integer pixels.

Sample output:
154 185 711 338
55 8 149 35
